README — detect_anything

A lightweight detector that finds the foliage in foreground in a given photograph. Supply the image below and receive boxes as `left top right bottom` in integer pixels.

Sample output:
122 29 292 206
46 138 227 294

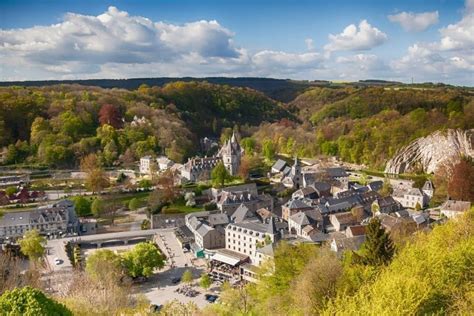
207 209 474 315
0 286 72 316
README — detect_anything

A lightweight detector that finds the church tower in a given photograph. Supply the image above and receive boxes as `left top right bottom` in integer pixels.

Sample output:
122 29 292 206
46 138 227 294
291 156 302 189
219 131 243 176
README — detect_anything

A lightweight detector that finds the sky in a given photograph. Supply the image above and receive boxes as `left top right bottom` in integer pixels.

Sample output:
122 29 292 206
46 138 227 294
0 0 473 85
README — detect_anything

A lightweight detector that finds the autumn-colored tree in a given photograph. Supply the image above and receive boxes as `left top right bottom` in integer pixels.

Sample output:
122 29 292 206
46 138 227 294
447 157 474 202
238 156 251 180
99 104 122 129
156 170 178 202
80 154 109 193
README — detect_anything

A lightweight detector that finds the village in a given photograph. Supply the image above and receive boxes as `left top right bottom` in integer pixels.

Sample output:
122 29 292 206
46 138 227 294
0 132 471 310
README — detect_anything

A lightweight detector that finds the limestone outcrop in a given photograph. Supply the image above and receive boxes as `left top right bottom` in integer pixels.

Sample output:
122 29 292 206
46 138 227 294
385 129 474 174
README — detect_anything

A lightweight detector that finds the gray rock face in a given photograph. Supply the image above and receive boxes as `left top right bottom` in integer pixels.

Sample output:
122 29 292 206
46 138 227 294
385 129 474 174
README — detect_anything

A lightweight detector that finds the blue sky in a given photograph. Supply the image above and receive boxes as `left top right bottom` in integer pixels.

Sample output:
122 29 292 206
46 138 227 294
0 0 472 85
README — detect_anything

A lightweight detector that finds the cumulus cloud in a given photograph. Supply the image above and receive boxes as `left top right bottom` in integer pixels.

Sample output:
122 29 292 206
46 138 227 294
391 0 474 84
324 20 387 52
388 11 439 32
0 6 327 80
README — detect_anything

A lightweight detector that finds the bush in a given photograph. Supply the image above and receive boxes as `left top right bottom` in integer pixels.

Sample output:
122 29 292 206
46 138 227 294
204 202 217 211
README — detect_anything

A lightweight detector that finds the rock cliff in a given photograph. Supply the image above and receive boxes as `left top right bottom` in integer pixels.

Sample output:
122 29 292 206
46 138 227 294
385 129 474 174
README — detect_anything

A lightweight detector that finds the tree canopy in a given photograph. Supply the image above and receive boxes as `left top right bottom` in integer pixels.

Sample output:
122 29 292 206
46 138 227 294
0 286 72 316
19 230 46 262
122 242 165 278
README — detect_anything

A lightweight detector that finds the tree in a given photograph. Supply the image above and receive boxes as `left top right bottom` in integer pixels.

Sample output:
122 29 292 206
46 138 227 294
0 286 72 316
85 249 123 283
211 162 231 187
18 230 46 262
128 198 140 211
138 179 152 190
5 186 17 197
122 242 165 278
240 137 256 155
182 269 193 284
91 198 104 217
262 139 276 161
447 157 474 201
238 155 251 181
358 217 395 266
199 273 211 289
414 202 422 212
156 170 178 202
99 104 122 129
380 178 393 197
73 196 92 217
80 154 109 193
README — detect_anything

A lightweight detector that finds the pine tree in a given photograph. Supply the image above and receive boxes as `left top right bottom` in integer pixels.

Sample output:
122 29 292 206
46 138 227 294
360 217 395 266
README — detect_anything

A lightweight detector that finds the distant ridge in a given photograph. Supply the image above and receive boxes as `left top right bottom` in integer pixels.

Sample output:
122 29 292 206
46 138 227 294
0 77 325 103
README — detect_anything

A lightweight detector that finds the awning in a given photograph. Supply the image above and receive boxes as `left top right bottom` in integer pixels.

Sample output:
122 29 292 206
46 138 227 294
211 253 243 266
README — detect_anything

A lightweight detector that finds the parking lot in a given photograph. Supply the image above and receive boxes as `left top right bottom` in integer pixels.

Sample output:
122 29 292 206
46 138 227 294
140 230 217 308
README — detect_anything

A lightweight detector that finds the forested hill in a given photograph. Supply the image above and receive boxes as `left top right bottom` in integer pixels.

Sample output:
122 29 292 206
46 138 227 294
0 77 321 103
0 82 290 166
253 86 474 169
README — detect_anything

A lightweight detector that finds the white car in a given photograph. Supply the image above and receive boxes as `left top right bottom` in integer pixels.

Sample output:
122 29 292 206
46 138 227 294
54 258 63 265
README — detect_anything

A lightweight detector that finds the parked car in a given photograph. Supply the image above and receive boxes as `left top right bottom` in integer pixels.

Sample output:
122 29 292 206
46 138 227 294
54 258 63 265
205 294 219 303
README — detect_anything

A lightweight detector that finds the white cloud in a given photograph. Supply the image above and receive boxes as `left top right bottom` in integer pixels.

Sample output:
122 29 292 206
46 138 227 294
391 0 474 84
0 6 327 80
324 20 387 52
388 11 439 32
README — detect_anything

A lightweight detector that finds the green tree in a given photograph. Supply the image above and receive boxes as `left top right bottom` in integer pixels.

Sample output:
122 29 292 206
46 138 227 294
128 198 140 211
414 202 422 212
85 249 123 283
0 286 72 316
18 230 46 262
5 186 17 197
73 196 92 217
91 198 103 218
380 178 393 197
182 269 193 284
262 139 276 161
211 162 231 187
358 217 395 266
240 137 256 155
122 242 165 278
199 273 212 289
138 179 152 190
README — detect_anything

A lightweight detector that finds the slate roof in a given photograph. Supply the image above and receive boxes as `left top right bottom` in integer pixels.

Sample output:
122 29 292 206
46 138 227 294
208 213 230 226
231 204 257 223
285 199 312 210
441 200 471 212
290 212 310 226
325 167 348 178
272 159 288 172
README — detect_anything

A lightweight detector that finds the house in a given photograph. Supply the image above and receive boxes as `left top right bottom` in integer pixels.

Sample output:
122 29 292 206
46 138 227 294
345 225 366 238
271 159 288 174
329 212 358 231
393 188 429 209
139 156 153 175
440 200 471 219
292 182 331 200
325 167 348 181
210 183 258 201
185 211 229 251
288 209 323 236
156 156 174 171
217 191 273 216
292 186 318 200
225 217 280 264
282 198 313 221
0 200 78 240
371 196 401 214
330 234 365 255
181 156 221 182
367 181 383 192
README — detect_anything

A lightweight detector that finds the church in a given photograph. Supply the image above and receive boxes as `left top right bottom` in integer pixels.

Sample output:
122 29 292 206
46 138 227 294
181 132 243 182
